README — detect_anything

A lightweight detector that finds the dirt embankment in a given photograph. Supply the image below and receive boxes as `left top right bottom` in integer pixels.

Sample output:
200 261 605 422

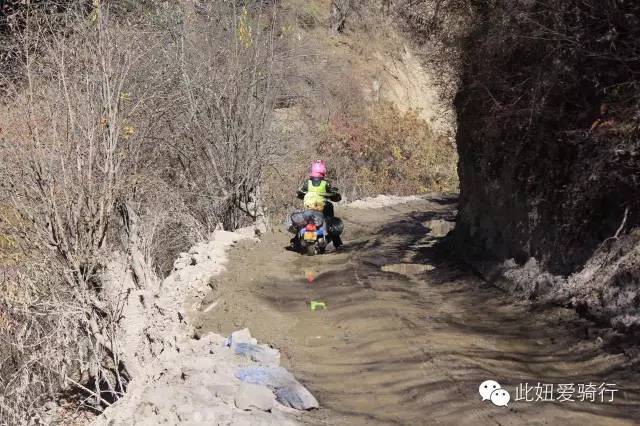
92 227 312 426
190 196 640 425
451 1 640 334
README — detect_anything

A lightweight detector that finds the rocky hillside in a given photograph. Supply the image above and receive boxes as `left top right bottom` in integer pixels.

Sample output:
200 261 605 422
452 1 640 331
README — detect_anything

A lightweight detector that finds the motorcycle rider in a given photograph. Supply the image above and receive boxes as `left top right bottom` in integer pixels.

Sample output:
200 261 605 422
297 160 343 249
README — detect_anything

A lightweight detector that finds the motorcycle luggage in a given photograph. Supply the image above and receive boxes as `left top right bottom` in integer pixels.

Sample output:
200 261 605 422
327 217 343 236
290 211 324 228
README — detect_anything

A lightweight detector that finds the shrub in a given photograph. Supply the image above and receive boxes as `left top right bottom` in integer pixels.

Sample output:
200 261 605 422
0 1 285 422
320 102 458 198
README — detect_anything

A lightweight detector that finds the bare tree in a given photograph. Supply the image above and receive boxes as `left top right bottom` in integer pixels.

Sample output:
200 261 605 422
330 0 353 32
0 1 288 421
178 3 281 230
0 3 162 419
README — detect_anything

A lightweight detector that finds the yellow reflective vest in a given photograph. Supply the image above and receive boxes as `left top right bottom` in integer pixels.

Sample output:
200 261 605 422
303 179 327 211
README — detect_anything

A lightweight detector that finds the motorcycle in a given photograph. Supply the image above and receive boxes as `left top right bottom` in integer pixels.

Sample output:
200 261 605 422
288 189 344 256
289 210 330 256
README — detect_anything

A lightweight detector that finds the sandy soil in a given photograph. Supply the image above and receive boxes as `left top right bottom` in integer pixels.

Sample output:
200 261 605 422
190 196 640 425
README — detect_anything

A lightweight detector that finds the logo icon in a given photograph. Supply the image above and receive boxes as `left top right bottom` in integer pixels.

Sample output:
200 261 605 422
479 380 510 407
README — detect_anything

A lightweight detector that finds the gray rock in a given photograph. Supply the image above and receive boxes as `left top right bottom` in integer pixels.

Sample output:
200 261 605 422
426 219 455 237
234 343 280 366
235 366 296 389
173 258 188 270
234 383 275 412
502 258 518 269
228 328 258 349
275 383 319 410
235 366 320 411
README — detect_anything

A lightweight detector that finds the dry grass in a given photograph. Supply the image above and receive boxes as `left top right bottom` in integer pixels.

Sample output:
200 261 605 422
320 102 458 198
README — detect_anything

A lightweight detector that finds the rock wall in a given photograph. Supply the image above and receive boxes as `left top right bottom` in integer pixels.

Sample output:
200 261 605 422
454 0 640 273
452 1 640 331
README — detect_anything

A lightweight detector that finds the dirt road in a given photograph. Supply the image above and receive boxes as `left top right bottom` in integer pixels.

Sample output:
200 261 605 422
190 196 640 425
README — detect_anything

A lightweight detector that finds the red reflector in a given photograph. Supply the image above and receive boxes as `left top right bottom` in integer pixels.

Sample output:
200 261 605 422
306 224 317 231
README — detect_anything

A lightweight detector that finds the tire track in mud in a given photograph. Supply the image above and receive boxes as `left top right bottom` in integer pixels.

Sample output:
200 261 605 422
190 196 640 425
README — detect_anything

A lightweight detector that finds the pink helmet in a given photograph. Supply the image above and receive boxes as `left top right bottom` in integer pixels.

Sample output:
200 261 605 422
310 160 326 178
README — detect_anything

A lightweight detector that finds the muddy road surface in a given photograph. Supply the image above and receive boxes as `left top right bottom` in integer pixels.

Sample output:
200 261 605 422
190 196 640 425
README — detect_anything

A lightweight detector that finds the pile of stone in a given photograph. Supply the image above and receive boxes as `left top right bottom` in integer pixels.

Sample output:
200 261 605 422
228 329 319 412
96 328 317 425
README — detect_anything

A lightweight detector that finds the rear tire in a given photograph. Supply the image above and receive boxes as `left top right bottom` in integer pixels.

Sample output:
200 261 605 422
305 243 316 256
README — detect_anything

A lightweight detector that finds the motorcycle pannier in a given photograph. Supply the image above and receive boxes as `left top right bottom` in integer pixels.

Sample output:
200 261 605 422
327 217 343 236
